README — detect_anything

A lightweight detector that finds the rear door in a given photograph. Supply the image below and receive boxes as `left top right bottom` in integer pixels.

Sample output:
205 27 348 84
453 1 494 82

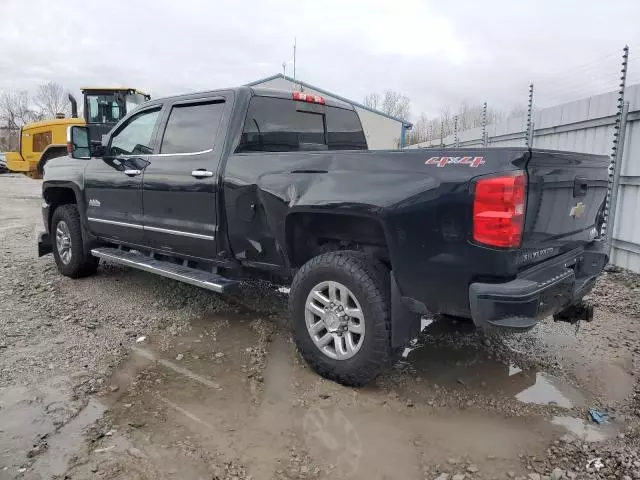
141 94 230 260
84 106 162 245
521 149 609 257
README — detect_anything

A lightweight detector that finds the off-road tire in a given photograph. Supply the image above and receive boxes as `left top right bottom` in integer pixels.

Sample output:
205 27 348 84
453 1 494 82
289 251 397 387
51 204 99 278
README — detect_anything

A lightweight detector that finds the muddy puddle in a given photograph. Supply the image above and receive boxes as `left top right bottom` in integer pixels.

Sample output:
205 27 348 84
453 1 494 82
59 313 617 480
0 381 103 479
4 312 624 479
399 341 585 409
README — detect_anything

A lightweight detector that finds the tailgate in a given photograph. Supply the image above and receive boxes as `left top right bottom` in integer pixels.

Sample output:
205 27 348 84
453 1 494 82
521 149 609 260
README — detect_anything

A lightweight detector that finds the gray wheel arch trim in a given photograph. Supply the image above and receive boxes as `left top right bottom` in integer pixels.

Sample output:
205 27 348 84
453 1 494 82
42 181 94 255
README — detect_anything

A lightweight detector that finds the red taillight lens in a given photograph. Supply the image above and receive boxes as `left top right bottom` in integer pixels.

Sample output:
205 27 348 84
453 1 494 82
292 91 325 104
473 171 526 248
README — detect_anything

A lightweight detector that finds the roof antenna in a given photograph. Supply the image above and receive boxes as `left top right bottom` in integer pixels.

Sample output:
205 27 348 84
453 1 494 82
282 62 287 78
293 37 297 90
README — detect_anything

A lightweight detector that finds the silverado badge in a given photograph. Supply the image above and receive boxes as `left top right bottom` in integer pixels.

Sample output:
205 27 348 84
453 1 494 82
570 202 585 218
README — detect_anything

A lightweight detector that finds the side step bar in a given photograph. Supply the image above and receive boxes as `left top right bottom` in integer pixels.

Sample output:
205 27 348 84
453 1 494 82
91 247 239 294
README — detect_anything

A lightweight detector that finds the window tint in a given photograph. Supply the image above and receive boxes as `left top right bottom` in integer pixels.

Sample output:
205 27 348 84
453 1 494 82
109 108 160 156
237 97 323 152
160 101 225 154
236 96 367 153
326 107 367 150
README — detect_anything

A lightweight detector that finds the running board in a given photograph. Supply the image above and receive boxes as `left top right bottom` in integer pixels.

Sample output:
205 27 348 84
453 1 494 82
91 247 239 294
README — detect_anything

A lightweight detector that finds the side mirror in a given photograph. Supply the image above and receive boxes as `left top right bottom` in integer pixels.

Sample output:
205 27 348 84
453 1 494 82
101 134 109 147
67 126 91 159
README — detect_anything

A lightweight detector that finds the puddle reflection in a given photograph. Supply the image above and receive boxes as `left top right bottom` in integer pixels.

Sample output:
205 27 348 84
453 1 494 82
404 343 584 408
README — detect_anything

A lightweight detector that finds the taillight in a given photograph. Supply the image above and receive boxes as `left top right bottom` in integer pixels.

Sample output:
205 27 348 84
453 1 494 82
473 171 527 248
292 91 325 104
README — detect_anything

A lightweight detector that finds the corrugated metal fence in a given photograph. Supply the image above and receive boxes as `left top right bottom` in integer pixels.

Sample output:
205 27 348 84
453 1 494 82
407 83 640 272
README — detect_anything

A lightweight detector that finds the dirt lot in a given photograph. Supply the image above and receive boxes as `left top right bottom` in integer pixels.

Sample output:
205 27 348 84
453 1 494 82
1 173 640 480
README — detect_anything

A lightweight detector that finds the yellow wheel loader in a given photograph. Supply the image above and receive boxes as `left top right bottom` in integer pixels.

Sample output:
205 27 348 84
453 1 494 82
6 87 150 179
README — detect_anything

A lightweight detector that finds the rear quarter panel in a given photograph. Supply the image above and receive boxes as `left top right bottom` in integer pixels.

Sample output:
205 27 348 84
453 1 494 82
222 148 530 316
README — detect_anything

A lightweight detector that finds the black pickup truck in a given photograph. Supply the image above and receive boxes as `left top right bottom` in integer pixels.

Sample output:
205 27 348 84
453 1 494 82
39 86 609 386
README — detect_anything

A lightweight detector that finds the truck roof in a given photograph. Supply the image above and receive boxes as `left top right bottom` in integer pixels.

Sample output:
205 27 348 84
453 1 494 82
139 86 356 111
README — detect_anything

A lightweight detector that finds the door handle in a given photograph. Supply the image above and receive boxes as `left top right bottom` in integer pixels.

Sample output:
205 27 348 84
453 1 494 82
192 170 214 178
124 169 142 176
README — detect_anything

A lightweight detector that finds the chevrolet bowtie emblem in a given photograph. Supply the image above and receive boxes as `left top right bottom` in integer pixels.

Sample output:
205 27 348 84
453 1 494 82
570 202 585 218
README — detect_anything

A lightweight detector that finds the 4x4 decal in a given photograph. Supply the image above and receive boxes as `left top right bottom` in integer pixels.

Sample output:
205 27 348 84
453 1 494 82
425 156 485 168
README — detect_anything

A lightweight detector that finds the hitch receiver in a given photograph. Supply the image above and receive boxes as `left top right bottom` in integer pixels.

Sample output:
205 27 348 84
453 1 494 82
553 301 594 324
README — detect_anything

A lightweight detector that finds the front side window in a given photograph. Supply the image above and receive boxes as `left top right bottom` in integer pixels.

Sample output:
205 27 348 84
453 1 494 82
160 101 225 154
109 108 161 156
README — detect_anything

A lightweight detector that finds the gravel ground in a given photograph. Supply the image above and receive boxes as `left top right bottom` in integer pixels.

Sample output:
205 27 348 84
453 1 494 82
0 174 639 480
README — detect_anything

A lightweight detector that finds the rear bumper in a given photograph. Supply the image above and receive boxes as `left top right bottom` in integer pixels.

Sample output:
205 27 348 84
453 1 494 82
469 248 607 329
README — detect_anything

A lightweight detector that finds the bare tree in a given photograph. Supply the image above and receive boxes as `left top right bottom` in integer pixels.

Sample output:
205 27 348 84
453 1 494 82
363 92 381 110
34 82 70 119
381 90 410 120
0 91 39 129
364 90 410 120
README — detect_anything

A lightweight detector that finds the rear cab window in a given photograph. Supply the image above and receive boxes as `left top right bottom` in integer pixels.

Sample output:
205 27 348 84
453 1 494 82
236 95 367 153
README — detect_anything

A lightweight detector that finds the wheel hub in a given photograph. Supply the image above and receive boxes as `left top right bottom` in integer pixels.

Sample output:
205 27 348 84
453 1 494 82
324 309 346 332
304 280 365 360
55 220 72 265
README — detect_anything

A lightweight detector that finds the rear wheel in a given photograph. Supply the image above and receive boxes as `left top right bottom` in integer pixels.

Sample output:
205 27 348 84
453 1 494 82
51 204 99 278
289 251 397 386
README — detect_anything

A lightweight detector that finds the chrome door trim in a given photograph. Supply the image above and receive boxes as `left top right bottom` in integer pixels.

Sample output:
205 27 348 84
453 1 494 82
88 217 143 229
144 225 215 240
88 218 215 240
152 148 213 157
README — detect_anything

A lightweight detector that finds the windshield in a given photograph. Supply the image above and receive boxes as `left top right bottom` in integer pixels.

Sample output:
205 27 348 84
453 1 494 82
125 92 148 114
86 94 126 124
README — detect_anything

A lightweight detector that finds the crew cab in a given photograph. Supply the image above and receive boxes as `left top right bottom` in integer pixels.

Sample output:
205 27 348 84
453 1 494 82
38 86 609 386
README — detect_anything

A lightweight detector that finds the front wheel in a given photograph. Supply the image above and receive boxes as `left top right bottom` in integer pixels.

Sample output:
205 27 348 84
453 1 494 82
289 251 397 386
51 204 99 278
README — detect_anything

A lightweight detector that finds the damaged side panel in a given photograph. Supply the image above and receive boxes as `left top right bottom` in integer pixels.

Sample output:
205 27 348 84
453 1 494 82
222 148 530 317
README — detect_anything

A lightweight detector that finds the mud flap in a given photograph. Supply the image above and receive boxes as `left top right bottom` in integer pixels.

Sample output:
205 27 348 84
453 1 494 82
38 231 52 257
553 301 594 324
391 272 421 347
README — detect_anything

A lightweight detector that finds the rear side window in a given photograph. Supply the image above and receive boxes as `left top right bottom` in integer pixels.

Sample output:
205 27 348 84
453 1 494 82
236 96 366 153
326 107 368 150
160 101 225 154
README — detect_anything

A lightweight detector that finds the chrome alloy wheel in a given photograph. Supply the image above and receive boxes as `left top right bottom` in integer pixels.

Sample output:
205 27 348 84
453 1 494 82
304 280 365 360
55 220 72 265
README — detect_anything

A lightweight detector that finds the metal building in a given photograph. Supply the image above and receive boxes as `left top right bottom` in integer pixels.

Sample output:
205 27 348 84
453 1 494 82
246 74 413 149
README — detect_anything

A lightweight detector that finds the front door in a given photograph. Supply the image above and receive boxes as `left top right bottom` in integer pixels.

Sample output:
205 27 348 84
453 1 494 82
84 106 162 245
142 96 229 260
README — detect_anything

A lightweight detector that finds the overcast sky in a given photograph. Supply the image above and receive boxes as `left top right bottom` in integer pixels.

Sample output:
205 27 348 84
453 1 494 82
1 0 639 119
